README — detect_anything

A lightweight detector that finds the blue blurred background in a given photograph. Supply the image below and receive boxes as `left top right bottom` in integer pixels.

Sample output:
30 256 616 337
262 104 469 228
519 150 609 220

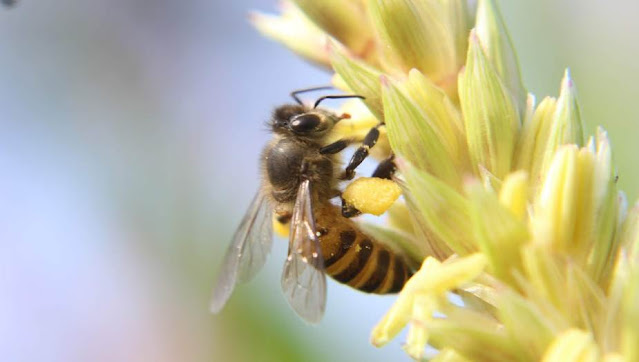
1 1 637 361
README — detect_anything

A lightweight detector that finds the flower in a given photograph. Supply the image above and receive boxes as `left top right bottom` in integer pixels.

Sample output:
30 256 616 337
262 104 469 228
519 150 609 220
252 0 638 360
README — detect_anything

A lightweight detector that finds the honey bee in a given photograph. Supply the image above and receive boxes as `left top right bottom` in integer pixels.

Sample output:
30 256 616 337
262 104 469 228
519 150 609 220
210 87 413 324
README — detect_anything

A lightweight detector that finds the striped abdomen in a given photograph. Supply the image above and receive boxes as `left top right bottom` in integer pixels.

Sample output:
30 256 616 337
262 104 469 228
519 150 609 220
314 203 413 294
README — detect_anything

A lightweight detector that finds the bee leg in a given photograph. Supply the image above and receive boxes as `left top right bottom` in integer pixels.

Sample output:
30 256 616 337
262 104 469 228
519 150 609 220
329 189 342 199
371 154 397 180
341 199 362 218
319 139 351 155
341 123 384 180
300 160 311 180
276 212 292 224
340 155 395 218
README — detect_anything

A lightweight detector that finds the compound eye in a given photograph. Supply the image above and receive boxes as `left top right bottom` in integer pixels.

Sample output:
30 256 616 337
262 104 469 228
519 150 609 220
290 113 321 133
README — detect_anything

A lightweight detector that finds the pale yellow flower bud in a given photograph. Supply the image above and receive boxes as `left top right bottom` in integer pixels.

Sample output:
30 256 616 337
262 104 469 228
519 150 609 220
498 170 529 220
401 164 475 256
331 45 384 119
475 0 526 113
250 3 331 68
622 268 639 361
542 329 600 362
540 70 585 177
459 31 520 179
532 145 594 255
371 254 487 353
430 349 472 362
382 76 460 185
292 0 377 60
516 95 557 184
466 179 527 284
368 0 468 95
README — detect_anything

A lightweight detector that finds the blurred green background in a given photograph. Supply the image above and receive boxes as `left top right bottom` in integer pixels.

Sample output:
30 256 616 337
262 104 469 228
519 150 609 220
1 1 637 361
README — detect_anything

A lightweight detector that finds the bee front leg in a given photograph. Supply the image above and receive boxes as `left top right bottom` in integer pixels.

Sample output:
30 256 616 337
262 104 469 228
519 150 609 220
319 139 352 155
341 123 384 180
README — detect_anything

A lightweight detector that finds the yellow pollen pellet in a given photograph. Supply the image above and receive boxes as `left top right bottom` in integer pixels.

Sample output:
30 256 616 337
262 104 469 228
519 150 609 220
342 177 402 216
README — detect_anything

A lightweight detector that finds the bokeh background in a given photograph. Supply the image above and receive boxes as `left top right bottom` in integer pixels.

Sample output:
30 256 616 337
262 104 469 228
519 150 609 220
1 1 637 361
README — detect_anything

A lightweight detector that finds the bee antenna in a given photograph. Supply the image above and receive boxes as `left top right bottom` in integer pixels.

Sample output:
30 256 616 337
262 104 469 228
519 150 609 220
290 86 335 105
313 95 365 109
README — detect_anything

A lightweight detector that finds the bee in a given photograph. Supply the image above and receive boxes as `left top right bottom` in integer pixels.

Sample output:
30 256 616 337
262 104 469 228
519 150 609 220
210 87 413 324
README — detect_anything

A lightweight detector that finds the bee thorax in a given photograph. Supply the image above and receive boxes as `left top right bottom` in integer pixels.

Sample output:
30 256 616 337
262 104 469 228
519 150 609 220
264 137 335 203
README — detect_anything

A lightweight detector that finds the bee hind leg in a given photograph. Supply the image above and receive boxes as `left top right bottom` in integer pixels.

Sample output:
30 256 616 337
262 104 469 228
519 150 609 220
371 154 396 179
341 199 362 218
340 153 396 219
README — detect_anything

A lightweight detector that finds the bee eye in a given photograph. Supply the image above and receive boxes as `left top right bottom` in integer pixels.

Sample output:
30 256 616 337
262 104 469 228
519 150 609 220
290 114 321 133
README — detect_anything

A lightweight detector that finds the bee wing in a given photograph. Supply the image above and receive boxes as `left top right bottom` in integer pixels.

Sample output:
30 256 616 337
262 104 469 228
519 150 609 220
281 179 327 324
210 191 273 313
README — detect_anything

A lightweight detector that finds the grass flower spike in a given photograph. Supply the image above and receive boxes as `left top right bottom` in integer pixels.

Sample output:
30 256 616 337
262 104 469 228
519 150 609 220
252 0 638 360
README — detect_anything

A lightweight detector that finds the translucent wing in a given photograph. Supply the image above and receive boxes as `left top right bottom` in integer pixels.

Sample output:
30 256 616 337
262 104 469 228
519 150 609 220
281 179 327 324
210 191 273 313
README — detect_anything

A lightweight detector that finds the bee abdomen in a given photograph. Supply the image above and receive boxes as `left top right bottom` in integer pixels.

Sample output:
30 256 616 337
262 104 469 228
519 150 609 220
315 205 412 294
358 248 389 292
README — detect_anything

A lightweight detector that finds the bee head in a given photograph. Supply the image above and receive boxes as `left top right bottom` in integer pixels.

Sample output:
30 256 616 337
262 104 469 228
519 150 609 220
271 104 338 139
